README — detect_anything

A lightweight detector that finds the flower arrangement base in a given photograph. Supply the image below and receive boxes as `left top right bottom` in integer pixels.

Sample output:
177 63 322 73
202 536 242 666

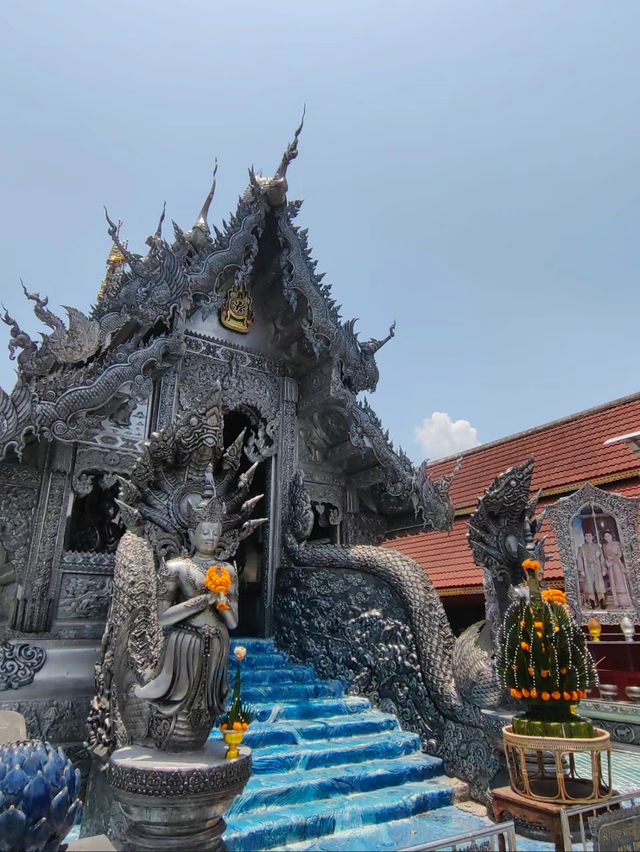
503 725 612 805
512 711 595 739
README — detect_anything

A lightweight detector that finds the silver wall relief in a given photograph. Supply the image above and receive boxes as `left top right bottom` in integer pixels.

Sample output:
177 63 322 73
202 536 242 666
0 465 40 621
57 574 114 620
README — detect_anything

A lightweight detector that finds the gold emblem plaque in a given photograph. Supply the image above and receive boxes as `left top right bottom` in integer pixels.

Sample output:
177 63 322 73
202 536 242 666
220 280 254 334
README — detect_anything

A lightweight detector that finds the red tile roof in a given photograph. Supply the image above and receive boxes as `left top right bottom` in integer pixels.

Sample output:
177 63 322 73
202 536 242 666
428 393 640 511
383 394 640 594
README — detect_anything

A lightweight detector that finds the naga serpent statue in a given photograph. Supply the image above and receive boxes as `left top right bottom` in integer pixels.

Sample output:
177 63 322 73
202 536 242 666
278 460 545 801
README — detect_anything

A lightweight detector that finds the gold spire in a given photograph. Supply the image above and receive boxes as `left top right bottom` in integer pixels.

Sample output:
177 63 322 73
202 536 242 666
106 242 127 269
98 219 128 301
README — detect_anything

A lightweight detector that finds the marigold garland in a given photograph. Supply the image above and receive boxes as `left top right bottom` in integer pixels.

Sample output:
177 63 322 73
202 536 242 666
205 565 232 595
542 588 567 606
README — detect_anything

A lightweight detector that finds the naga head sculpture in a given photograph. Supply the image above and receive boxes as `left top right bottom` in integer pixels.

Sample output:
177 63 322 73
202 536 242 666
116 385 266 561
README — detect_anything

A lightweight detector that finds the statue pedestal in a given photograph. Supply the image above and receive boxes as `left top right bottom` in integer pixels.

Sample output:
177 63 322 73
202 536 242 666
107 740 251 851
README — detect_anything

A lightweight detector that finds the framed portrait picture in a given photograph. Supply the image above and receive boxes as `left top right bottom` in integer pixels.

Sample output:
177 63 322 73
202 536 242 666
548 483 640 626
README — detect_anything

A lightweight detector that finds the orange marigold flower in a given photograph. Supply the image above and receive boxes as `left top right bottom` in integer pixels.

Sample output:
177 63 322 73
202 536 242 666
560 667 568 675
521 641 531 652
522 559 541 572
220 723 228 730
551 691 561 700
542 588 567 605
554 626 560 632
541 670 549 678
536 631 543 638
233 721 242 731
520 620 525 627
528 666 535 677
534 621 543 629
563 691 571 701
205 565 232 595
521 688 530 698
216 601 231 611
510 688 522 699
579 689 588 698
530 688 539 698
571 691 579 701
541 691 550 701
241 722 248 731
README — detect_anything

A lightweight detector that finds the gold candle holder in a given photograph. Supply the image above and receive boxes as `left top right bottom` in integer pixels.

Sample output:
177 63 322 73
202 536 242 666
587 616 602 642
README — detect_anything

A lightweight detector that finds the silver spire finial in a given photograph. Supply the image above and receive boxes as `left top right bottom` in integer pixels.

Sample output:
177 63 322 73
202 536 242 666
195 158 218 231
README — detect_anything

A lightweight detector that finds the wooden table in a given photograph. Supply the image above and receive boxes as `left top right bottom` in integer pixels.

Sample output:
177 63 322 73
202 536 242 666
491 786 567 851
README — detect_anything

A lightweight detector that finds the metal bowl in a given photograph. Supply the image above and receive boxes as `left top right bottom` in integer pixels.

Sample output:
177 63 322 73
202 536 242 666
599 684 618 700
625 686 640 703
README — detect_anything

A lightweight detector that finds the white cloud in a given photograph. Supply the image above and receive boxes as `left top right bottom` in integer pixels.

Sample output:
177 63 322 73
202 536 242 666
414 411 480 461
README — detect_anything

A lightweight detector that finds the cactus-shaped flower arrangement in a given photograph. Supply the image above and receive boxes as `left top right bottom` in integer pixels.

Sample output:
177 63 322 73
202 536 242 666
0 740 82 852
497 559 599 738
219 646 255 759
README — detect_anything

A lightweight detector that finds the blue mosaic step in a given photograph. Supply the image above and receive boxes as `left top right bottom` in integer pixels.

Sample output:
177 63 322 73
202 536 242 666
251 696 372 722
235 711 400 748
242 680 344 703
274 806 494 851
233 665 316 687
225 752 446 815
225 779 458 851
246 730 422 774
229 652 289 669
231 638 278 654
223 640 465 852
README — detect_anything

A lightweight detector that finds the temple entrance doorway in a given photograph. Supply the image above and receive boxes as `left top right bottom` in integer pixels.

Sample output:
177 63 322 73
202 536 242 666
223 409 267 637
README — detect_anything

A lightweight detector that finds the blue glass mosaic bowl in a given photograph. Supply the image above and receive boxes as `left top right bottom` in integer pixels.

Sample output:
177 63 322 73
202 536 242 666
0 740 81 852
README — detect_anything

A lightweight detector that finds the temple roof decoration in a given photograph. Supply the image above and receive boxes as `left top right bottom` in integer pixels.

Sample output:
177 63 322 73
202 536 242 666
0 124 455 532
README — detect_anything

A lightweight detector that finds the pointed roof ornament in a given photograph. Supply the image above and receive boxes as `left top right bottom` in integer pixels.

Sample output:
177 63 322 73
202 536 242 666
249 109 306 208
106 218 128 269
154 202 166 239
361 321 397 356
194 158 218 232
275 106 305 180
97 217 129 302
145 202 167 251
104 208 144 276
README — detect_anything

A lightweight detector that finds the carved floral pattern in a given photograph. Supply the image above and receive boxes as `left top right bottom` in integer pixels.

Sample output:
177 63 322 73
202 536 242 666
0 641 46 690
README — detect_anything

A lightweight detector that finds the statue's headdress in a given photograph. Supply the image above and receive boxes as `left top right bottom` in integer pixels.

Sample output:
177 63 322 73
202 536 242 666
116 383 266 559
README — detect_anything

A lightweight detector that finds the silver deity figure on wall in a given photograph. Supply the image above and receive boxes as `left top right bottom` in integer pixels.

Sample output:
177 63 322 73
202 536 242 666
87 385 266 755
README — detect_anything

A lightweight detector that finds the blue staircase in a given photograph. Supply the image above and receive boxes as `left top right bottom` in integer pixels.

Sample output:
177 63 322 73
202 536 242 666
212 639 493 851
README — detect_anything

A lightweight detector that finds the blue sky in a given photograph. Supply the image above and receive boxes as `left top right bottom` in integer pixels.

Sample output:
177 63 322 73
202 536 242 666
1 1 639 461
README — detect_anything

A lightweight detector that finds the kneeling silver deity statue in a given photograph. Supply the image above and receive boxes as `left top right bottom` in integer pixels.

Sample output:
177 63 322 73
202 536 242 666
87 386 266 756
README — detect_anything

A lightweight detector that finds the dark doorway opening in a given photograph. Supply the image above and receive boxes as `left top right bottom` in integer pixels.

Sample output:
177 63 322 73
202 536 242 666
223 409 267 637
66 475 125 554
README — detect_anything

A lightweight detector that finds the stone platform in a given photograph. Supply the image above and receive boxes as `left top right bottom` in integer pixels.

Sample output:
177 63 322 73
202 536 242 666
108 739 251 851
